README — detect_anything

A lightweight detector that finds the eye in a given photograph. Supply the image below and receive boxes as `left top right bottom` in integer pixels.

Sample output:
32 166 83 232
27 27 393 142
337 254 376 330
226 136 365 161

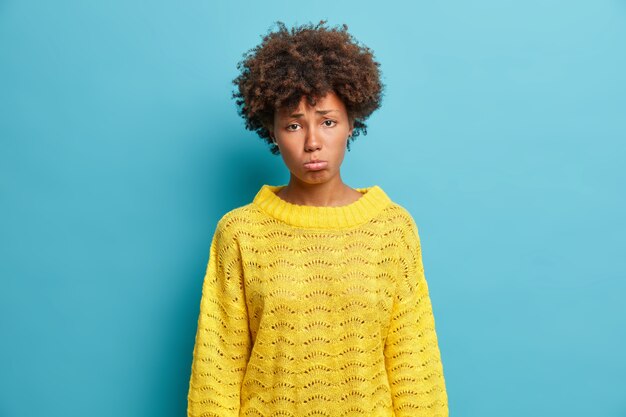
286 123 300 132
323 119 337 127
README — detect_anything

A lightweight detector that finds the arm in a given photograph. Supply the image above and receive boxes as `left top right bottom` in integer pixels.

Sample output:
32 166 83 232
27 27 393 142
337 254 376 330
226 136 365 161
187 216 252 417
384 218 449 417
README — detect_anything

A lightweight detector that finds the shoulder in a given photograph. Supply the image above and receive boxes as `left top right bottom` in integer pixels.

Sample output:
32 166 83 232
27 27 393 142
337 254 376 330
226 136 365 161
379 201 423 254
373 186 417 226
213 203 261 238
383 201 419 233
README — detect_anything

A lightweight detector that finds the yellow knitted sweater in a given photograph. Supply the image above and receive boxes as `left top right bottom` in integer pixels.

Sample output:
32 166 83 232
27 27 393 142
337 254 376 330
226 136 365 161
187 184 449 417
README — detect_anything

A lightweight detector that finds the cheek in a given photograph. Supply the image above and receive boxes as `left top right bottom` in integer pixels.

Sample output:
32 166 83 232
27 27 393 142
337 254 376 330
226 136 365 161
279 146 301 167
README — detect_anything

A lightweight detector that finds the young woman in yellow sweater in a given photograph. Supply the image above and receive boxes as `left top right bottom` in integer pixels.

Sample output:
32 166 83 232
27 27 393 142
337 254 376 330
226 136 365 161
187 20 449 417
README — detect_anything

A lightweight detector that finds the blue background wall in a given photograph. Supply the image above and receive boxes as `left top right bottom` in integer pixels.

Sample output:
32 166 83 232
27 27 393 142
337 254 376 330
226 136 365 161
1 1 625 416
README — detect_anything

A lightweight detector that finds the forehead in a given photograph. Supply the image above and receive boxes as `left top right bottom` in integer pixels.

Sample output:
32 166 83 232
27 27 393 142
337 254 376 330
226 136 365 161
276 91 346 116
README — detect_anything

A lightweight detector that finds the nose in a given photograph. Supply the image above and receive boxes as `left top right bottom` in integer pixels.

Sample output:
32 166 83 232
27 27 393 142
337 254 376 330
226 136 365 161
304 126 322 152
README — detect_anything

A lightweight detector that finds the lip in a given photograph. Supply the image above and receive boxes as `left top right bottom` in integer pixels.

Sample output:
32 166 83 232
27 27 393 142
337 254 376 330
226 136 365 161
303 160 328 171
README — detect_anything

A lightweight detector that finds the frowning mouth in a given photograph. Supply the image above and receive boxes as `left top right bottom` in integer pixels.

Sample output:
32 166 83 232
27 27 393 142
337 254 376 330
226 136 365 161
303 160 328 171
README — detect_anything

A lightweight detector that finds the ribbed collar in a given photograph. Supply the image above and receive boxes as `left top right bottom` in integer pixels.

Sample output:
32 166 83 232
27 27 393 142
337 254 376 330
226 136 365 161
252 184 392 229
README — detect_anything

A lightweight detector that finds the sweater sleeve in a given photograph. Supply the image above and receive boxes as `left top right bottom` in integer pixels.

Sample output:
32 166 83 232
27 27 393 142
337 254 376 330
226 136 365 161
187 216 252 417
384 219 449 417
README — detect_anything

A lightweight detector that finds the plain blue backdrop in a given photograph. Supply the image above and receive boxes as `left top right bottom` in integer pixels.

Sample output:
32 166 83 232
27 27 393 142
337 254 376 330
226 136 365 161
1 1 625 416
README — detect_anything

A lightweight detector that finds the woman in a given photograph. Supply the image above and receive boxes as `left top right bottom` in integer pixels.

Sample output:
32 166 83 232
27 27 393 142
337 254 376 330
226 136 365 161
187 20 449 417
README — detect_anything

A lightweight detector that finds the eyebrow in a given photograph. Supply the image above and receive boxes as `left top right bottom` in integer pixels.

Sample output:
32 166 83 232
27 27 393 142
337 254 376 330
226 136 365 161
289 109 338 118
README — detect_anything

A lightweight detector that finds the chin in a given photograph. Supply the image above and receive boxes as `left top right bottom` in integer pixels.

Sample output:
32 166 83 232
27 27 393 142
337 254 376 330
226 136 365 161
293 172 327 184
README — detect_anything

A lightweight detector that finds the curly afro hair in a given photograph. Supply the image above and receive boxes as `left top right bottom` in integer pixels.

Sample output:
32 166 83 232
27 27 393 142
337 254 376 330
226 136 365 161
231 20 385 155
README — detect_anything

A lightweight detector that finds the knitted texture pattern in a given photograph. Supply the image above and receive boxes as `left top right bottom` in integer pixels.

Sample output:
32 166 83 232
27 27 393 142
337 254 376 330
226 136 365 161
187 184 448 417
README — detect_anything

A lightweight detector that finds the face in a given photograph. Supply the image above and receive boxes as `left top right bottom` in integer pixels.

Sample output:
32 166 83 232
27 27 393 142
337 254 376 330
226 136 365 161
269 91 354 186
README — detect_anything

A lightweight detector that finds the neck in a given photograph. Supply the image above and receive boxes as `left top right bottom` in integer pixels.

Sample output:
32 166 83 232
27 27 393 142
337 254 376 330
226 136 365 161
277 176 355 207
252 183 392 229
